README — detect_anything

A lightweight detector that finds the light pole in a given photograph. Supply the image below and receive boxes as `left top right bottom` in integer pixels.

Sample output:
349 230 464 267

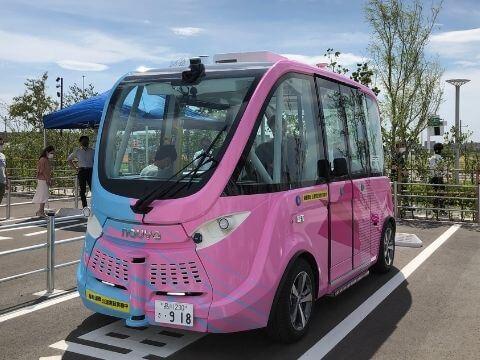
446 78 470 183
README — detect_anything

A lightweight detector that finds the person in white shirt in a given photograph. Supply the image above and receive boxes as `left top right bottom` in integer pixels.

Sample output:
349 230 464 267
140 145 177 178
428 143 444 211
68 136 94 209
193 137 213 171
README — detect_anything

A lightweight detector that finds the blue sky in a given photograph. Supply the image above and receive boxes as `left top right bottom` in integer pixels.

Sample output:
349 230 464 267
0 0 479 140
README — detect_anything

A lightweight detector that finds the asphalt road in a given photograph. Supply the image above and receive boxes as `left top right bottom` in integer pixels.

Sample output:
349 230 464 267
0 219 479 360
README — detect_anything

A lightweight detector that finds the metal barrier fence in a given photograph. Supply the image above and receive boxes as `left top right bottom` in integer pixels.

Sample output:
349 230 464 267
393 181 480 224
1 177 80 219
0 212 86 293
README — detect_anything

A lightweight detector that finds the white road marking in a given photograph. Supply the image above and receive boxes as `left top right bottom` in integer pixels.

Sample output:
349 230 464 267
25 222 85 237
50 340 125 360
0 219 81 234
49 321 205 359
0 291 79 324
39 356 63 360
0 235 84 257
0 216 34 223
299 224 461 360
0 235 12 241
0 223 44 233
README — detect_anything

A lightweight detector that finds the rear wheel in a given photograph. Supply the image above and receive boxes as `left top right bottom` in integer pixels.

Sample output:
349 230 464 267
267 258 315 343
372 221 395 273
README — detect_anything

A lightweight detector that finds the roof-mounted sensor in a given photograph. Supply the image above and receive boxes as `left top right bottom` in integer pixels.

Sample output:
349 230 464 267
213 51 288 64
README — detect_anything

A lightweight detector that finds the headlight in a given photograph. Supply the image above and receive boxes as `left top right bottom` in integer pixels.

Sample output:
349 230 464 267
192 212 250 250
86 214 103 239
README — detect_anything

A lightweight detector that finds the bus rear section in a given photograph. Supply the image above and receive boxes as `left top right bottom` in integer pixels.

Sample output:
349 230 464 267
77 53 394 343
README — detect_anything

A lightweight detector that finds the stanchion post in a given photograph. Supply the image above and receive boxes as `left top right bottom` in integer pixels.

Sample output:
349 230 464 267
74 176 79 209
393 180 398 219
6 179 11 219
46 209 56 294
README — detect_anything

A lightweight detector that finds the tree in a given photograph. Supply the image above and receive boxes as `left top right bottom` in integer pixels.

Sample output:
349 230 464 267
64 82 99 107
325 48 380 95
351 62 380 95
8 72 57 131
365 0 444 181
324 48 350 75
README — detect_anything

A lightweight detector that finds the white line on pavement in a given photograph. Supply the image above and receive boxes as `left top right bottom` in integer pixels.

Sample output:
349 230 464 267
50 341 125 360
299 224 461 360
0 216 35 223
0 291 79 324
25 222 86 237
0 236 12 241
0 235 84 256
0 219 81 234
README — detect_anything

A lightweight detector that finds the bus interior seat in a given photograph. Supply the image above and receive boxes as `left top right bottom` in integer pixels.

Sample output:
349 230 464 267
333 158 348 177
317 159 330 179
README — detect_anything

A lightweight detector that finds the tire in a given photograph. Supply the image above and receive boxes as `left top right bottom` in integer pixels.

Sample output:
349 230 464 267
372 221 395 273
267 258 315 343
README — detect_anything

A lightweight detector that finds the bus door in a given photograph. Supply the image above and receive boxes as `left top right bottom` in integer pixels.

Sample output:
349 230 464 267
342 86 371 269
316 78 354 282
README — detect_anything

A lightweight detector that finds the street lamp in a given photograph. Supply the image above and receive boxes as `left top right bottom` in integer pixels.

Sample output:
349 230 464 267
446 78 470 183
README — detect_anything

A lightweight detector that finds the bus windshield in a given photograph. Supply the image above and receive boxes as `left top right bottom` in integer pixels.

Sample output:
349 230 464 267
99 71 262 199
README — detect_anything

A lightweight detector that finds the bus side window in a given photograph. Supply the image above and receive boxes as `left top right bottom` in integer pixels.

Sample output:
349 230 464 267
364 95 384 175
316 78 349 178
234 74 326 191
341 86 369 177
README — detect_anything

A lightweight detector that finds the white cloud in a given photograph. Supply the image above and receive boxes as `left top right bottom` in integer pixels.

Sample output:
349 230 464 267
57 60 108 71
0 29 175 67
170 27 203 37
431 28 480 43
429 28 480 60
282 53 368 67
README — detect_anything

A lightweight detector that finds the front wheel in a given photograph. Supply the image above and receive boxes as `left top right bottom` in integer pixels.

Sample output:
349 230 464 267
267 259 315 343
372 221 395 273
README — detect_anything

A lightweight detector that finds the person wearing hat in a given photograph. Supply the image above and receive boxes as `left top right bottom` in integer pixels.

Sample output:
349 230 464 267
140 144 177 178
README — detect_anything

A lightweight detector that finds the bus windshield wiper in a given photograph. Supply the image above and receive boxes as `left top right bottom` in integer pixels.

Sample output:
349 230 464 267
131 125 227 214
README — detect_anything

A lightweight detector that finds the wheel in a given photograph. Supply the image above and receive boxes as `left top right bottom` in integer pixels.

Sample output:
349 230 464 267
372 221 395 273
267 258 315 343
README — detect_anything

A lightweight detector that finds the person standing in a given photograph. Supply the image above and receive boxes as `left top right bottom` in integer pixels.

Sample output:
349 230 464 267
33 146 55 217
429 143 445 212
0 138 8 204
68 136 94 209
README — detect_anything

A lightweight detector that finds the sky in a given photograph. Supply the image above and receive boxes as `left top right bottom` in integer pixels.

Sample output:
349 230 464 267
0 0 479 141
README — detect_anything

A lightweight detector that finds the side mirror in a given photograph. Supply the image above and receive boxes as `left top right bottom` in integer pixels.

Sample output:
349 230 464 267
333 158 348 177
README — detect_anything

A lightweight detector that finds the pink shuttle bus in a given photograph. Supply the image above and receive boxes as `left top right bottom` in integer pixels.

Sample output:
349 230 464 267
77 51 395 342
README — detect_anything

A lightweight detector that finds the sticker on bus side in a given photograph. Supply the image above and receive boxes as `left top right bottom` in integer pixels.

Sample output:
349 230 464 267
302 190 328 202
86 289 130 313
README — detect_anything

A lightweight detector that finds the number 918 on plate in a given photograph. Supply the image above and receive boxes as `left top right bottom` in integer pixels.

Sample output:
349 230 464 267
155 300 194 327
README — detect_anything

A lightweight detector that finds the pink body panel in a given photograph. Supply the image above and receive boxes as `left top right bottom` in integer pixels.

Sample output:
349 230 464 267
353 178 372 268
329 180 354 281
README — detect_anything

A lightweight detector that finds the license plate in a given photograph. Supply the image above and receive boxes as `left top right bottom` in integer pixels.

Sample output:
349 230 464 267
155 300 193 327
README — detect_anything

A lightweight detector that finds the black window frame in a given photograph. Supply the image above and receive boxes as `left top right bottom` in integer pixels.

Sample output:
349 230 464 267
340 85 371 179
224 72 327 196
363 93 385 177
315 76 352 182
97 68 266 200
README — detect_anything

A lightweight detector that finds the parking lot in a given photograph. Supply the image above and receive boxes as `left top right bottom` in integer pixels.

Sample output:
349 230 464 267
0 219 479 360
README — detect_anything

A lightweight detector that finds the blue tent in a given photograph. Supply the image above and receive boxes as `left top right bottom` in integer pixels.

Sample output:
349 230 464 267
43 91 215 129
43 92 109 129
